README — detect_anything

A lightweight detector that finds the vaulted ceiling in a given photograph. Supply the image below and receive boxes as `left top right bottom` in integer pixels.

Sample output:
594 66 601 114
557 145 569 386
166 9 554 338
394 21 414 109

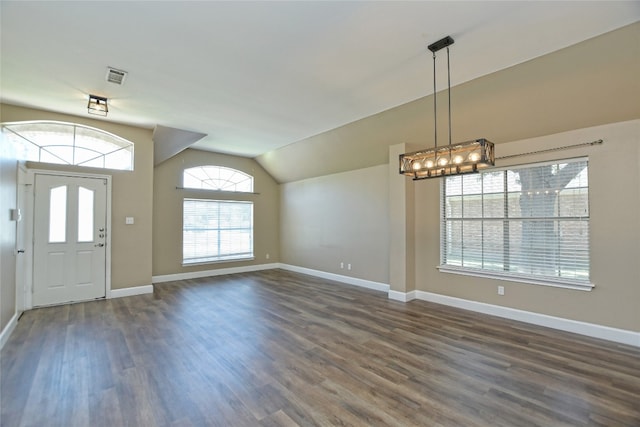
1 1 639 159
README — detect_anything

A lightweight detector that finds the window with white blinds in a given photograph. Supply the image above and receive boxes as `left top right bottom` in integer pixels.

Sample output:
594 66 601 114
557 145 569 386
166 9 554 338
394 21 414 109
440 158 592 289
183 199 253 265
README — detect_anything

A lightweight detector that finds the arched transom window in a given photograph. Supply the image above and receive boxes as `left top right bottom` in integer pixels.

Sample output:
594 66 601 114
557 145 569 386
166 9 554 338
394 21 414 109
183 165 253 192
1 120 134 171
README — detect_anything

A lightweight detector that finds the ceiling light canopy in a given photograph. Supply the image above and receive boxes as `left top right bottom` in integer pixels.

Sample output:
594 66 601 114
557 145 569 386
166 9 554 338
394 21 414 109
87 94 108 116
399 36 495 180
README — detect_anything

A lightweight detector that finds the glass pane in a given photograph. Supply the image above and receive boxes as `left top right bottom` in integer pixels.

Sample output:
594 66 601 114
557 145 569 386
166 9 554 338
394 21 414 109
562 162 588 188
506 170 521 192
483 221 504 271
220 230 252 256
462 221 482 268
463 194 483 218
444 221 462 266
482 171 503 194
49 186 67 243
40 146 72 164
483 194 504 218
462 174 482 195
445 175 462 196
80 156 105 169
78 187 94 242
73 147 102 166
446 196 463 218
558 188 589 217
558 220 589 280
507 192 522 217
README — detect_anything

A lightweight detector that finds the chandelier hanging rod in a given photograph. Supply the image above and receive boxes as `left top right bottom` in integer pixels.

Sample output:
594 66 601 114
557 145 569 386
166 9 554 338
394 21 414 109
427 36 454 152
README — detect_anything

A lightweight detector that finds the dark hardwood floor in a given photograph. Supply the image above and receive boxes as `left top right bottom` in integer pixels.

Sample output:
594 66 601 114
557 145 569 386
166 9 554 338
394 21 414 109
2 269 639 426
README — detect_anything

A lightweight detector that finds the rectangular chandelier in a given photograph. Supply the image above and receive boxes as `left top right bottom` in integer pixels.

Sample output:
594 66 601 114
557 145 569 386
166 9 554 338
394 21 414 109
399 138 495 180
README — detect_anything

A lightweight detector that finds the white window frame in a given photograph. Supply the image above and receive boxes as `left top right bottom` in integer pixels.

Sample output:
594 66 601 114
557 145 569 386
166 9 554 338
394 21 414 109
182 199 254 266
439 157 593 291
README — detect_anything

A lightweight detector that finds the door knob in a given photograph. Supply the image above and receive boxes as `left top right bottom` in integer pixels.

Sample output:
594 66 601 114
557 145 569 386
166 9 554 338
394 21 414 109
95 243 105 247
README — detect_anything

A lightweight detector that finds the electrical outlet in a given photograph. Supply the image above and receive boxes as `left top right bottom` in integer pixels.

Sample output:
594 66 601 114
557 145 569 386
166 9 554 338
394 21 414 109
498 286 505 296
340 262 344 269
266 253 270 260
347 263 352 271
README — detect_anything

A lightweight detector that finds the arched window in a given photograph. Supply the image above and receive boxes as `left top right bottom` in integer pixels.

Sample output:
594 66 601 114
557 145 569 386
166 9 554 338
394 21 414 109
183 165 253 192
1 121 134 171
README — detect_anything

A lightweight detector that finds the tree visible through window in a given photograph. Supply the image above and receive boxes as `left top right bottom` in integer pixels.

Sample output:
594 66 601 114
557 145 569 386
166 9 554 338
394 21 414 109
441 158 591 288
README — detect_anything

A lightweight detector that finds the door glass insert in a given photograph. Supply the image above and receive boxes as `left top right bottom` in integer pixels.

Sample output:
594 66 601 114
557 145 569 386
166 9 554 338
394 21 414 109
78 186 94 242
49 186 67 243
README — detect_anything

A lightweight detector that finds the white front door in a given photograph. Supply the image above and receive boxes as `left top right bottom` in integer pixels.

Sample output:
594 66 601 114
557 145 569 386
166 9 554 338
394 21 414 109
33 174 107 306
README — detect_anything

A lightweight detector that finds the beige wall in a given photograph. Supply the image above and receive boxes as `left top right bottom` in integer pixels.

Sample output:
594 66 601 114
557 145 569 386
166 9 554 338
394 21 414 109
258 22 640 184
0 103 154 290
152 148 279 277
280 164 389 283
0 127 18 333
413 120 640 332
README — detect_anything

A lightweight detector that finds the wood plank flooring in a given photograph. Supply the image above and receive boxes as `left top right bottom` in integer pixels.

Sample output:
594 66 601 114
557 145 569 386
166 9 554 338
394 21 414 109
2 269 639 426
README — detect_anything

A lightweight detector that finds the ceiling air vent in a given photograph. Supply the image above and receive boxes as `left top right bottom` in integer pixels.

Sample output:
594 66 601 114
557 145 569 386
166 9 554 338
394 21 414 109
106 67 128 85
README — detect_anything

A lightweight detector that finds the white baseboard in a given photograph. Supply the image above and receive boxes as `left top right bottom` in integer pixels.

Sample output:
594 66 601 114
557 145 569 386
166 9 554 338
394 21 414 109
0 312 19 350
278 264 390 293
413 291 640 348
388 290 416 302
152 263 280 284
109 285 154 299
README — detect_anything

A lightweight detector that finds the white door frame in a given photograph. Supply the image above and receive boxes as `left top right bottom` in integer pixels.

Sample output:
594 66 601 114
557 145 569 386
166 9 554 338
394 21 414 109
15 162 30 313
22 168 112 309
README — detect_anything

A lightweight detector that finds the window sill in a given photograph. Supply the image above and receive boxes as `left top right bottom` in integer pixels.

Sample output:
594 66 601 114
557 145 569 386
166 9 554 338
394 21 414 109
183 256 255 267
437 265 594 291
